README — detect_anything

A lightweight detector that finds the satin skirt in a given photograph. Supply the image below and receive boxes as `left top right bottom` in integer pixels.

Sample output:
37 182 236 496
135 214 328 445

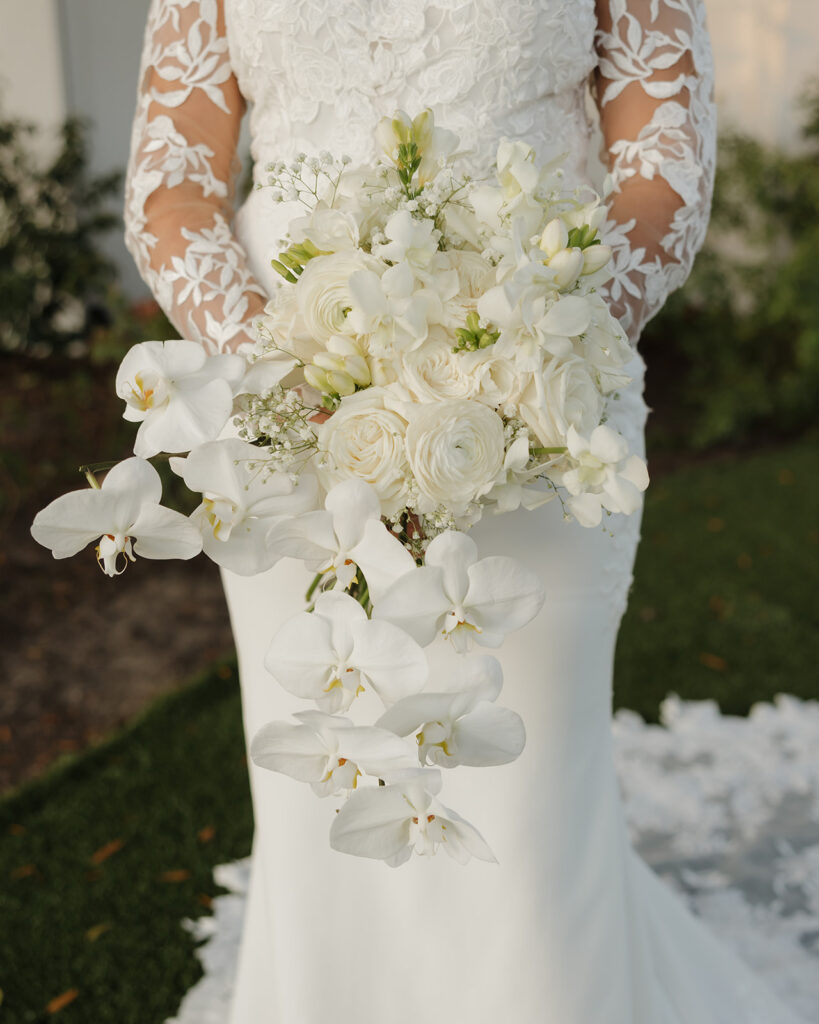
220 190 808 1024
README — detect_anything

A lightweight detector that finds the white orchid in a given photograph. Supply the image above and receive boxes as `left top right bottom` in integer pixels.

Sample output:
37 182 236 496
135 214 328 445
267 478 416 599
250 710 417 797
115 340 246 458
375 530 544 652
265 591 428 713
374 210 440 275
170 439 319 575
31 457 202 576
378 654 525 768
552 425 649 527
486 432 556 514
346 262 442 354
330 770 496 866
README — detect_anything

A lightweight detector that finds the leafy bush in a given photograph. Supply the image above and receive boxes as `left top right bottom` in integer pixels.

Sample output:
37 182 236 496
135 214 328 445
641 86 819 450
0 113 121 353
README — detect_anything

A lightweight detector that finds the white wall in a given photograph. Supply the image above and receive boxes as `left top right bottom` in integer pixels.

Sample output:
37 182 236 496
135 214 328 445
0 0 66 155
707 0 818 147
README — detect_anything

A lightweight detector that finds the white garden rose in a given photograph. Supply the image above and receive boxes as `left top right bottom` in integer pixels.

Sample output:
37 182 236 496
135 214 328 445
288 203 360 252
315 389 411 516
296 251 379 346
460 347 520 410
405 398 505 515
516 355 603 449
262 286 321 365
396 330 480 403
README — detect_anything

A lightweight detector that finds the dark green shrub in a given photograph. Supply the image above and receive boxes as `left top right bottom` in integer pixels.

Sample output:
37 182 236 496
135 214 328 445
0 113 121 353
642 85 819 450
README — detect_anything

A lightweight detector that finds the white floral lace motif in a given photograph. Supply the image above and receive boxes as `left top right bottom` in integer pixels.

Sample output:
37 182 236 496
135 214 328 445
124 0 716 353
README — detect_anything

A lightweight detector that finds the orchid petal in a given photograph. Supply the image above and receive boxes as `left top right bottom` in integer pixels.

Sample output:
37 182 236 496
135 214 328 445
373 566 451 646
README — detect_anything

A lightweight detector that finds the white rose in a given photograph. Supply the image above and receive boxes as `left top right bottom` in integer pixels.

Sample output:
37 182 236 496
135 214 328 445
316 389 411 516
396 330 480 403
405 399 505 514
516 355 603 449
261 286 321 365
448 250 495 301
460 347 521 410
296 251 378 346
288 203 360 252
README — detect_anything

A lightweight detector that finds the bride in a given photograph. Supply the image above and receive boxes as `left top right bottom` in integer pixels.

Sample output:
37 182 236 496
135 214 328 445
124 2 807 1022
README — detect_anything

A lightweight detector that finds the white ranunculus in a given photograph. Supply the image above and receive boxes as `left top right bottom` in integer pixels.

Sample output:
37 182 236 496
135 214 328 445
315 389 411 517
404 399 505 515
31 457 202 576
516 354 603 449
296 251 378 346
115 340 246 458
171 438 319 575
395 331 480 404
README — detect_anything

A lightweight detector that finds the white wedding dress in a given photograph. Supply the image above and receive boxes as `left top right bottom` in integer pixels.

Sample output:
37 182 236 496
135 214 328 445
123 2 810 1022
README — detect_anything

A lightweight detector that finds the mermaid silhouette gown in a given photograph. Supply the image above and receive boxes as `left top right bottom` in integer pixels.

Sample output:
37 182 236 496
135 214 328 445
123 2 809 1021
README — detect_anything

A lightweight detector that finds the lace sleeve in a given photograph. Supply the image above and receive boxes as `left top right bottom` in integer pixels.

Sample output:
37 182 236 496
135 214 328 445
124 0 268 354
593 0 717 342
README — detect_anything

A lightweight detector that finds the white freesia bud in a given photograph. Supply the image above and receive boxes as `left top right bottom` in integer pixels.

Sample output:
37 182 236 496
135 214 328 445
343 354 371 386
313 352 349 375
547 247 585 289
581 244 613 275
539 218 568 258
326 370 356 396
303 364 331 393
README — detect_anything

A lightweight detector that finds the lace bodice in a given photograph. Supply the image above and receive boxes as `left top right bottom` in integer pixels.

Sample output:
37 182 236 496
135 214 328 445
124 0 716 353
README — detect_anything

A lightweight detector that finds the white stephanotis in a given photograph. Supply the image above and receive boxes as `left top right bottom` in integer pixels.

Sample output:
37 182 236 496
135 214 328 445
329 769 496 866
31 457 202 576
250 710 417 797
115 340 246 458
378 654 525 768
265 591 428 713
267 478 415 601
170 438 319 575
375 530 544 652
552 425 649 528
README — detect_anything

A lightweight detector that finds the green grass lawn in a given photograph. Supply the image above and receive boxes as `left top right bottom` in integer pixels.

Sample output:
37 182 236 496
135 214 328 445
1 438 817 1023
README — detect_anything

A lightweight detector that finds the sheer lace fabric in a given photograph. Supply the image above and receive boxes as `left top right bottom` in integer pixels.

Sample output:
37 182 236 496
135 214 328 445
124 0 716 352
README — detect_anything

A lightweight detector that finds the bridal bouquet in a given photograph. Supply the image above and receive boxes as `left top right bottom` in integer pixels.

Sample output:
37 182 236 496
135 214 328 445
32 110 648 867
